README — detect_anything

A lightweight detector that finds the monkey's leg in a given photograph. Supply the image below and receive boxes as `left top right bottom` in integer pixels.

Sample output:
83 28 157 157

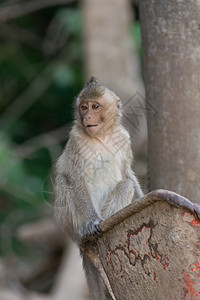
82 252 106 300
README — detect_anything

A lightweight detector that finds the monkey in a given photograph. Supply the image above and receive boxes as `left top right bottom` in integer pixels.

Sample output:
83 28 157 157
54 77 143 300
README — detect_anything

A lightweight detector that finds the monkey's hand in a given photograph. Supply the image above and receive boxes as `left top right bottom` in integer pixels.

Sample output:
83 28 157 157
78 219 104 241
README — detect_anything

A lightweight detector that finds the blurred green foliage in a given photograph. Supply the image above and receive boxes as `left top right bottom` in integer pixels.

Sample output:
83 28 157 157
131 20 142 63
0 2 84 256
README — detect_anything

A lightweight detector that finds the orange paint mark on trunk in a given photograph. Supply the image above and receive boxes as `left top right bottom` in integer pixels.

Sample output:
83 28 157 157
154 271 157 281
182 212 200 228
182 261 200 297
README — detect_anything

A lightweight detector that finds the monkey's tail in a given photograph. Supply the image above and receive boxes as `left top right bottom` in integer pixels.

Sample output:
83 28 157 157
82 253 106 300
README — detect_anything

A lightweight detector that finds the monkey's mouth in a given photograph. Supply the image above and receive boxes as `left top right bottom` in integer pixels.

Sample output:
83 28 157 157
86 125 98 127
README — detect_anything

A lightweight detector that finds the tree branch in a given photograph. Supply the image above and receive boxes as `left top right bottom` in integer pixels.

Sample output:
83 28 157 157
0 24 42 49
13 124 71 158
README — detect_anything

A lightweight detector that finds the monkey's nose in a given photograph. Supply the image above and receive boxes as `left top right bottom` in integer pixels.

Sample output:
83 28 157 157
86 114 92 119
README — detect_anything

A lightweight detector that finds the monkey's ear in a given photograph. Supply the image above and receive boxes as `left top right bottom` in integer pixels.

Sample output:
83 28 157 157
116 98 123 117
117 106 122 117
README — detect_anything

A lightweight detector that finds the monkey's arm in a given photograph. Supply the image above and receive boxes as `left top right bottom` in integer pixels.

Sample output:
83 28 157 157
101 174 143 219
132 173 144 200
101 162 143 220
101 175 138 219
54 148 103 243
101 140 143 218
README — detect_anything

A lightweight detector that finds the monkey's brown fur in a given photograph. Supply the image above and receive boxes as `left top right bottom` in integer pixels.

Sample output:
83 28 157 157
54 77 143 300
78 76 105 100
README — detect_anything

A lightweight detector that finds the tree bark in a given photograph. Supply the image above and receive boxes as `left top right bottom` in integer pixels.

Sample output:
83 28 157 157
140 0 200 203
86 190 200 299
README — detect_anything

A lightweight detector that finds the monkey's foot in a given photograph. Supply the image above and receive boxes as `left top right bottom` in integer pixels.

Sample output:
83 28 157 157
78 219 104 241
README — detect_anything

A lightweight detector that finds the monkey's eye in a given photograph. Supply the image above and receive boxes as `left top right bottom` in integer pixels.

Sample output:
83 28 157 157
92 103 99 110
80 105 88 111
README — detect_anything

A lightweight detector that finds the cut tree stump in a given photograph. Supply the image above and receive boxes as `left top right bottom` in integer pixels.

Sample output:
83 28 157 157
84 189 200 300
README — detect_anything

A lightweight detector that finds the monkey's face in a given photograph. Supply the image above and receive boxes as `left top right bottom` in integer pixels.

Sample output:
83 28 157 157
79 94 120 138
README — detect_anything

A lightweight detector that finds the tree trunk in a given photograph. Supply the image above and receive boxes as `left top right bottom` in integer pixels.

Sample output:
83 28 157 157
86 190 200 299
82 0 141 99
140 0 200 203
